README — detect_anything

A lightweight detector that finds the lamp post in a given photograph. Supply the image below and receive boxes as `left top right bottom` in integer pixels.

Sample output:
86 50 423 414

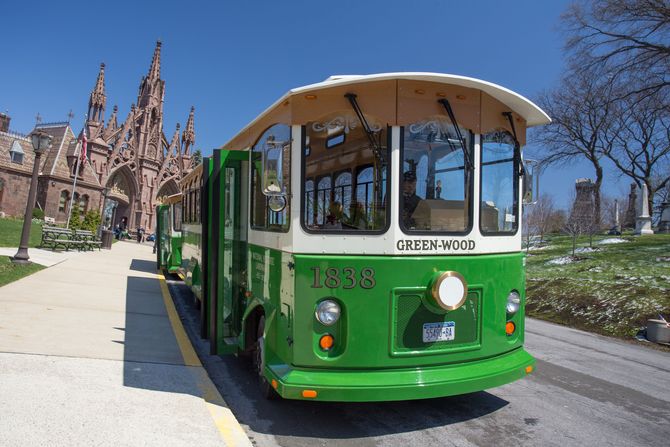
12 130 52 264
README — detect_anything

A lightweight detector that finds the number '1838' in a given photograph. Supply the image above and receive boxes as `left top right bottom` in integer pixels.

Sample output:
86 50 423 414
310 267 376 289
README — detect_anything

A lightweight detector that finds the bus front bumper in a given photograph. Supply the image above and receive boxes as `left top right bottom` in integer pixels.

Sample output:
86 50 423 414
266 347 535 402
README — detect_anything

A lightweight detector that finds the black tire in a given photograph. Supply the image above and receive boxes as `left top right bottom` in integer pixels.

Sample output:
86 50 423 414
253 315 278 400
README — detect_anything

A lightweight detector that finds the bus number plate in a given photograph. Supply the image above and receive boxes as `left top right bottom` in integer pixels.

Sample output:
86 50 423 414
422 322 455 343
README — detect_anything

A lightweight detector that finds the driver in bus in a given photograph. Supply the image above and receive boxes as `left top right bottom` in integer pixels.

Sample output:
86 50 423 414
402 170 421 228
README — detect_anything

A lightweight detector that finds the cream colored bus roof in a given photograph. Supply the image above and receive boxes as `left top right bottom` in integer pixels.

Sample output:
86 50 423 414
221 72 551 150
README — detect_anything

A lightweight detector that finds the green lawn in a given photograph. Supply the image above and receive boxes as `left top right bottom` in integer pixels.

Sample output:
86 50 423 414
526 233 670 337
0 218 46 286
0 218 43 248
0 255 44 287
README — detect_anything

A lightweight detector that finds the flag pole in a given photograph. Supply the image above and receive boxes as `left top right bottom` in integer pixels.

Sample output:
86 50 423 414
66 117 86 229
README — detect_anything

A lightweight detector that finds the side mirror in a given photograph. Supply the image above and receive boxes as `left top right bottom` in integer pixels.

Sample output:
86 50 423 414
262 135 289 196
522 159 539 205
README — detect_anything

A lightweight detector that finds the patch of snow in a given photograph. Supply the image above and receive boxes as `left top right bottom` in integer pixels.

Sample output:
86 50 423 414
598 238 627 245
547 256 575 265
575 247 598 254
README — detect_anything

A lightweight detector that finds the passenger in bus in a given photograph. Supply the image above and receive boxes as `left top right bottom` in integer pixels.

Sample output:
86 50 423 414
350 202 368 229
435 180 442 199
324 201 343 229
402 170 421 228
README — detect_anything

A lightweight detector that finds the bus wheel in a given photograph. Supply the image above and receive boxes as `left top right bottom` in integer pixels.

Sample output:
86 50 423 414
253 316 278 400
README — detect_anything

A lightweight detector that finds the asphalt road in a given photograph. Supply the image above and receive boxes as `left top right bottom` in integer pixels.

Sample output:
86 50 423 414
167 280 670 447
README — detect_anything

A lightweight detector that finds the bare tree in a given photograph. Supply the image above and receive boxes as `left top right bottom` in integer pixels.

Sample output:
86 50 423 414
534 68 614 227
601 90 670 216
563 0 670 100
527 195 556 243
522 205 538 253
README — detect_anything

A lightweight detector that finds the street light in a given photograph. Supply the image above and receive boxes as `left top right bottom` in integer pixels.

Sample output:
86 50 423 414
12 130 52 264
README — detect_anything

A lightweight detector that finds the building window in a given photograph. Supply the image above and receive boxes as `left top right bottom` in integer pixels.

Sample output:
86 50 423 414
9 140 24 165
80 195 89 213
59 191 69 213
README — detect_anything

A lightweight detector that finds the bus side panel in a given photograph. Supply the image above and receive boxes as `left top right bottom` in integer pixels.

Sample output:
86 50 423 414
246 244 295 366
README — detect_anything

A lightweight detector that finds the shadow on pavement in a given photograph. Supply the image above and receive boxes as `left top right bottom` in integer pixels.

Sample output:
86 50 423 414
129 259 158 275
120 273 203 397
167 280 509 441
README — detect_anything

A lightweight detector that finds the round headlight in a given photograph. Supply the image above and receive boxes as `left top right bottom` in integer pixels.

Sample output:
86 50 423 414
431 271 467 311
506 291 521 314
315 299 341 326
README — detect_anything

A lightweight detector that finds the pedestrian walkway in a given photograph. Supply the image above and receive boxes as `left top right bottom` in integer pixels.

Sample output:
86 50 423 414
0 246 83 267
0 241 251 447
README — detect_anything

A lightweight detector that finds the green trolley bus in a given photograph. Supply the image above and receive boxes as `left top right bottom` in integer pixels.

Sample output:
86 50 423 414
156 193 183 275
162 72 550 402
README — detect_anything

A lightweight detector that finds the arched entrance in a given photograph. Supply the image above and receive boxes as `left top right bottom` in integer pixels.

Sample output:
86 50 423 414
104 166 138 230
156 178 180 203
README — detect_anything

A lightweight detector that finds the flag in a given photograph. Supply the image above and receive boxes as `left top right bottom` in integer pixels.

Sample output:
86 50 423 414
80 127 87 162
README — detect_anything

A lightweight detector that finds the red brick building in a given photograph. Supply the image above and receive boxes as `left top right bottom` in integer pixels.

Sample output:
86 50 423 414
0 41 195 232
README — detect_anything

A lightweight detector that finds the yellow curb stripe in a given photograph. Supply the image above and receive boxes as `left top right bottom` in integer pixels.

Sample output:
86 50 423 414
157 270 201 367
156 270 252 447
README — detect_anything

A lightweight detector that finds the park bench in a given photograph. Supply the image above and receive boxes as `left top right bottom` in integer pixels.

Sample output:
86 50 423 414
40 226 85 251
74 229 102 251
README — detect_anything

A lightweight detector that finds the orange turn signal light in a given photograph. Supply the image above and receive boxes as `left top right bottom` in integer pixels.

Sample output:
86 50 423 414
319 334 334 351
505 321 516 336
302 390 317 398
525 365 534 374
271 379 278 390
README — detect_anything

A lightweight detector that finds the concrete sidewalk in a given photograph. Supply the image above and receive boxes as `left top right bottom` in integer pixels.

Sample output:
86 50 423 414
0 246 84 267
0 241 251 446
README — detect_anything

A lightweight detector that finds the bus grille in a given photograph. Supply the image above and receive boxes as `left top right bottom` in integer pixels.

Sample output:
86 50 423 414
392 290 481 355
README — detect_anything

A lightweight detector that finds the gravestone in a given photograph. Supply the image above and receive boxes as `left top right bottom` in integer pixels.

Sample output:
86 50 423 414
658 201 670 234
623 183 637 229
634 183 653 235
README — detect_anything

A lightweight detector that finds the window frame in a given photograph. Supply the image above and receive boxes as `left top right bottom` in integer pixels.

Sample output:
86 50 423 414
478 130 520 237
398 125 475 236
300 125 392 235
249 124 291 233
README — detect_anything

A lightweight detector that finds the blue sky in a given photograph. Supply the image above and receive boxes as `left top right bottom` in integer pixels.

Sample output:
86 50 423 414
0 0 629 208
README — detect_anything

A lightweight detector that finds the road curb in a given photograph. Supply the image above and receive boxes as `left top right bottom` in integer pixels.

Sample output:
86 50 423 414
157 270 252 447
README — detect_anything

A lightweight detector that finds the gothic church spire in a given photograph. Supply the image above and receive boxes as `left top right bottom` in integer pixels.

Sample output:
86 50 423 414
88 63 106 123
181 106 195 155
148 41 162 81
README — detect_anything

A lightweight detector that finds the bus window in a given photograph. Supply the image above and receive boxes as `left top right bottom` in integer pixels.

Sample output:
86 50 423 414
173 202 182 232
302 112 389 233
400 117 473 233
480 130 518 234
304 179 315 226
251 124 291 232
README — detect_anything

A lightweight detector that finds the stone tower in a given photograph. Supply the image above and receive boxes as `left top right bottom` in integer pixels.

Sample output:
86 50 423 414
83 41 195 232
570 178 596 228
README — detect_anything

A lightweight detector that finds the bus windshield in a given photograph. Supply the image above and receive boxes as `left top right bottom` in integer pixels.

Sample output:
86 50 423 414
400 118 473 233
302 113 389 233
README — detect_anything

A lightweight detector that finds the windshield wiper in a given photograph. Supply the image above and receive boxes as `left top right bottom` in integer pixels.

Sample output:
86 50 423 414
345 93 383 160
502 111 525 177
437 99 473 171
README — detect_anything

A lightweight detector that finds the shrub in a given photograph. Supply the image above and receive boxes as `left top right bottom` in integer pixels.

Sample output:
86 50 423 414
69 204 82 230
32 208 44 220
81 210 102 233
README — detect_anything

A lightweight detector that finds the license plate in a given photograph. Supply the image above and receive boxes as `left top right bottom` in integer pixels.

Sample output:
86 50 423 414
422 321 455 343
